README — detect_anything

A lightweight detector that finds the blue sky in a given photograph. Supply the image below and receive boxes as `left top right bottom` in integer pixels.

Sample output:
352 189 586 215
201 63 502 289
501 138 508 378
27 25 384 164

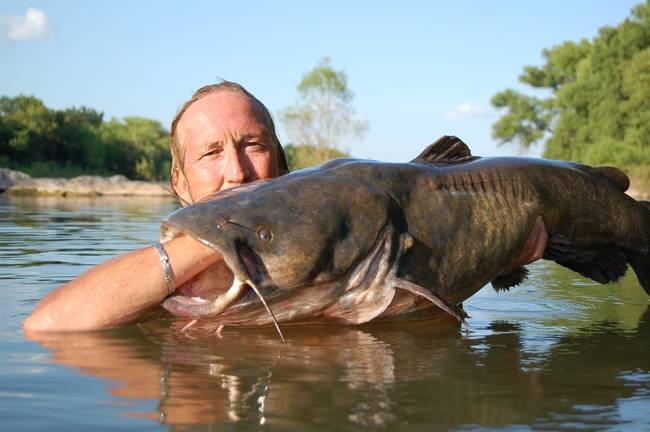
1 0 642 162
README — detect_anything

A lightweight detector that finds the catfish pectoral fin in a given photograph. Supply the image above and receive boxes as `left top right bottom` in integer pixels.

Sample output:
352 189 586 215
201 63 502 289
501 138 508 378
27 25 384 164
392 278 468 323
491 267 529 292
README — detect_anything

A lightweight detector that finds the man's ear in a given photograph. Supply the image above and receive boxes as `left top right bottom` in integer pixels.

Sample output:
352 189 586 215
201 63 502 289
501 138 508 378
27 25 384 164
171 167 192 206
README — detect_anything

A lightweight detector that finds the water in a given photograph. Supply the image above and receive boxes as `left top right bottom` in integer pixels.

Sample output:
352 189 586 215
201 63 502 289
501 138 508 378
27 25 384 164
2 195 650 431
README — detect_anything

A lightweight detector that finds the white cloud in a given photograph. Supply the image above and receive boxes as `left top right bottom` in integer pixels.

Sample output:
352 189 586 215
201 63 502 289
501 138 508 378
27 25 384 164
442 102 493 121
1 8 52 41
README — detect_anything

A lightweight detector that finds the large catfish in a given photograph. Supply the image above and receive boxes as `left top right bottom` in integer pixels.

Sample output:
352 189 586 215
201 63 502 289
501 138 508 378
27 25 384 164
161 136 650 340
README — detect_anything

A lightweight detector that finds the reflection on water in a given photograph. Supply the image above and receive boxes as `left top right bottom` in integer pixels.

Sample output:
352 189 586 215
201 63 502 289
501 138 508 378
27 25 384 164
21 307 650 430
3 196 650 430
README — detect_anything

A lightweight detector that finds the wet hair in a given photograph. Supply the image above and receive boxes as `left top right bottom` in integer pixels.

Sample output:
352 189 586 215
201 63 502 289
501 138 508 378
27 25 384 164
169 80 289 185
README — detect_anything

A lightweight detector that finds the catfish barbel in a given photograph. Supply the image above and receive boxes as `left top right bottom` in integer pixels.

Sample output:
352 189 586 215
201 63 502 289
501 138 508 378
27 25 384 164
161 136 650 341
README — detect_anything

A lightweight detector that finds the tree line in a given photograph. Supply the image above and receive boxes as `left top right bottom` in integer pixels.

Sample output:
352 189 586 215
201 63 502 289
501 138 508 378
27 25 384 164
492 0 650 184
0 95 171 180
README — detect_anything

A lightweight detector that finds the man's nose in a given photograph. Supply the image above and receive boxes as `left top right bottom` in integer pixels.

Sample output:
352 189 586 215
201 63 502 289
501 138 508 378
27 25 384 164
223 148 248 187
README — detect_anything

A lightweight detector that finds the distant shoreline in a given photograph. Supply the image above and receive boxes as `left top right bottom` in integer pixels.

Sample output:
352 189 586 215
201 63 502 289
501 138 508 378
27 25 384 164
0 168 173 198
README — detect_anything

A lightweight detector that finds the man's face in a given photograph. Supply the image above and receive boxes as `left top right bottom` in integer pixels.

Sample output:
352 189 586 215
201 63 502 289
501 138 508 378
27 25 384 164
172 91 277 204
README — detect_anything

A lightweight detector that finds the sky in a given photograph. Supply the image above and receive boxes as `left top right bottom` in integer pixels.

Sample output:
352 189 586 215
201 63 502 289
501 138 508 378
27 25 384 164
1 0 643 162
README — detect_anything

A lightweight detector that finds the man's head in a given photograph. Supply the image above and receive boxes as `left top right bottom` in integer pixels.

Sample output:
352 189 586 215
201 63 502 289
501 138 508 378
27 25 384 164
170 81 288 204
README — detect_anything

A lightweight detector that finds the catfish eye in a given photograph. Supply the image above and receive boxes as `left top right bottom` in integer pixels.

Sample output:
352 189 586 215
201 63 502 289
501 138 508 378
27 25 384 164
216 217 229 230
258 228 272 242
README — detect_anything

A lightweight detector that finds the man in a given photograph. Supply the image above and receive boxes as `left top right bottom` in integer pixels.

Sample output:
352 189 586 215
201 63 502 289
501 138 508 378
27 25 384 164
23 81 289 332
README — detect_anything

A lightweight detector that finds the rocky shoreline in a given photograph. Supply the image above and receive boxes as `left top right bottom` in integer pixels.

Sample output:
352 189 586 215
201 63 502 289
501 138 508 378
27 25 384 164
0 168 173 197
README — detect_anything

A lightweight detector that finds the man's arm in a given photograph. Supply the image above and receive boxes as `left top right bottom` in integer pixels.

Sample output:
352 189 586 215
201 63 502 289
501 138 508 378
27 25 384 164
23 235 221 332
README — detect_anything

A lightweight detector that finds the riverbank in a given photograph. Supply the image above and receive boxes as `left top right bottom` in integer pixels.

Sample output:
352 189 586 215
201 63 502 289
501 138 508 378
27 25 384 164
0 168 172 197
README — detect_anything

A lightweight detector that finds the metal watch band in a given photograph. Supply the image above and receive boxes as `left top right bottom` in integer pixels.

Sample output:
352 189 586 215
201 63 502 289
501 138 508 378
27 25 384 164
153 242 175 295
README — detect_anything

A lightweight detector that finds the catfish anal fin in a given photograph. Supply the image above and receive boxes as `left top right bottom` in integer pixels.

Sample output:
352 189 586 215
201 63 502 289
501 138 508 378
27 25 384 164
572 248 628 284
544 234 628 285
393 278 468 323
492 267 529 292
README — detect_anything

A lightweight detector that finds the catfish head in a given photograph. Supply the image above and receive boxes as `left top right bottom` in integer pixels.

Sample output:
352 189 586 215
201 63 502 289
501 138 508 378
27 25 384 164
160 161 407 337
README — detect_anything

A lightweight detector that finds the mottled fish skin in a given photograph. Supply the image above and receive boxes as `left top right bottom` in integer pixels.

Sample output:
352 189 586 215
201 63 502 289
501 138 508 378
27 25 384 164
161 136 650 330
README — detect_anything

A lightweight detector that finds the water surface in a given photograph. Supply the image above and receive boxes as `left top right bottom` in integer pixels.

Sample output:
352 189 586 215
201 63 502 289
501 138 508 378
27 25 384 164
2 195 649 431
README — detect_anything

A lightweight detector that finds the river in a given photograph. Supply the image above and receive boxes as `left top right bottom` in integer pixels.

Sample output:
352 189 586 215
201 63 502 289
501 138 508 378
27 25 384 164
2 195 649 431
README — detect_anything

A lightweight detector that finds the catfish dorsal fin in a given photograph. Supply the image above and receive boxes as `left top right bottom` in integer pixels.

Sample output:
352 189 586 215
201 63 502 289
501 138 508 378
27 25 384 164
411 135 474 164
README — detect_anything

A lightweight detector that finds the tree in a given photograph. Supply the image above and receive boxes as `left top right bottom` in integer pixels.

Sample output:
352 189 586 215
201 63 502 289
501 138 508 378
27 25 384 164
279 57 367 168
53 107 104 167
0 95 171 180
98 117 170 180
283 144 348 171
491 1 650 182
0 95 57 164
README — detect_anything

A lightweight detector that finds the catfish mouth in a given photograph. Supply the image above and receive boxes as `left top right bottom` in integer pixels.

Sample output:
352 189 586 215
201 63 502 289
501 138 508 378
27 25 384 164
159 221 286 342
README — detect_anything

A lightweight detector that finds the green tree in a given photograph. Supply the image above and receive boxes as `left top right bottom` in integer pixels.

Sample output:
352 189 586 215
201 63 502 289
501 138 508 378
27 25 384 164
279 57 366 168
491 1 650 182
53 107 104 168
98 117 170 180
0 95 171 180
0 95 57 164
283 144 348 171
120 117 170 180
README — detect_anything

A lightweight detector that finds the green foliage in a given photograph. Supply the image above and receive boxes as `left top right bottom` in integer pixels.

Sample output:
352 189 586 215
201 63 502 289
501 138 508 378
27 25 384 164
283 144 349 171
491 1 650 181
297 58 351 101
20 160 91 178
0 96 171 180
279 57 368 151
0 96 57 164
491 90 553 148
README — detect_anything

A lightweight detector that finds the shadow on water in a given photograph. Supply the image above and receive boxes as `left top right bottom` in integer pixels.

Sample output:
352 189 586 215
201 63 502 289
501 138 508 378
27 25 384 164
24 304 650 431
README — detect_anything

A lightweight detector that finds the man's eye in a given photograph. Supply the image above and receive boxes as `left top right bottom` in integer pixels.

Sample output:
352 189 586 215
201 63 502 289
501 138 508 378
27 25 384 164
245 143 267 153
201 149 220 159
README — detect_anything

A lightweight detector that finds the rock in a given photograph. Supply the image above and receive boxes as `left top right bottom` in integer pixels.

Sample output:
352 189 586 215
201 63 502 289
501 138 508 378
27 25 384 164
2 169 172 197
0 168 32 191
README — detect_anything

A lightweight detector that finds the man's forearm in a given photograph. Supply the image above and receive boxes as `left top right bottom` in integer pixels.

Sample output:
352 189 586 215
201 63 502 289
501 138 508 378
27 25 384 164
23 235 220 332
